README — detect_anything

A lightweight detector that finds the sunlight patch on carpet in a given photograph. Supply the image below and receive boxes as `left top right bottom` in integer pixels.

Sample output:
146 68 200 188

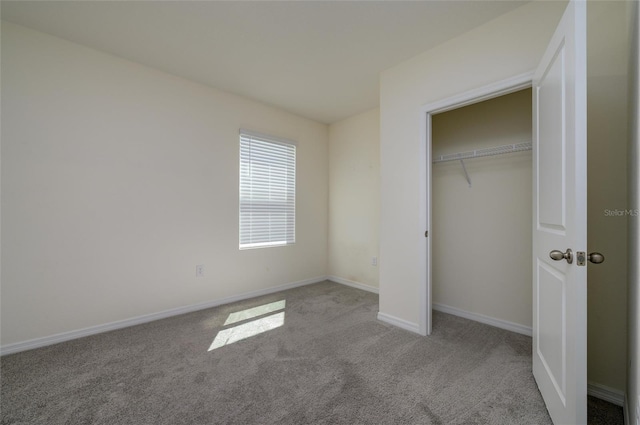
209 312 285 351
224 300 286 326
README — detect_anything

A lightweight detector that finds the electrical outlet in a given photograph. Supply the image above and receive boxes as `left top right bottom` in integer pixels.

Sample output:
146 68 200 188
196 265 204 277
371 257 378 266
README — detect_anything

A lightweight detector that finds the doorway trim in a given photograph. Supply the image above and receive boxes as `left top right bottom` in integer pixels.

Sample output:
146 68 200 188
418 71 535 336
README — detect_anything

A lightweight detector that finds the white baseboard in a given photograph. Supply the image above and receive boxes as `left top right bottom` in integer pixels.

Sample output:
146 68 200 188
377 312 421 334
623 393 630 425
587 381 625 407
0 275 327 356
327 275 379 294
432 303 532 337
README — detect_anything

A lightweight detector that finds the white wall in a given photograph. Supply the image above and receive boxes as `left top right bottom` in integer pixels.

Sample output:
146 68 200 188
432 89 532 328
328 108 380 289
379 0 566 332
626 0 640 421
0 22 329 347
380 0 630 393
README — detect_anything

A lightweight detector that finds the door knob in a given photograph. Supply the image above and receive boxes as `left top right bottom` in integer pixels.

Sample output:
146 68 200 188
550 248 573 264
588 252 605 264
576 251 605 266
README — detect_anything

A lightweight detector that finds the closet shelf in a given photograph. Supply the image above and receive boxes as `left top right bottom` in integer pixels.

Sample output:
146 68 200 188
432 142 532 164
432 141 532 187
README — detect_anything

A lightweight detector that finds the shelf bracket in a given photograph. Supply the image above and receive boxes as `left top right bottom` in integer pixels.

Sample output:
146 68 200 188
459 159 471 187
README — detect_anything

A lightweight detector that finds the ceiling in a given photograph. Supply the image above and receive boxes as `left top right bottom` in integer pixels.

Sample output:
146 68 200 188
1 1 530 124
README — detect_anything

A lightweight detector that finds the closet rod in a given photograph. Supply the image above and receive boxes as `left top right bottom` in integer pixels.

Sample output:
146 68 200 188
432 141 532 164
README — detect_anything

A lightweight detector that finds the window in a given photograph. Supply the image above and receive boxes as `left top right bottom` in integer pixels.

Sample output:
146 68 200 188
239 130 296 249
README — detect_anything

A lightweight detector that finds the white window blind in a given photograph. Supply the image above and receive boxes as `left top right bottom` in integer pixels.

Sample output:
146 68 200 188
239 130 296 249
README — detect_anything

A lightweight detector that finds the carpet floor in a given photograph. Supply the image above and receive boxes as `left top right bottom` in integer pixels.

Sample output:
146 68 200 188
1 281 568 424
587 396 624 425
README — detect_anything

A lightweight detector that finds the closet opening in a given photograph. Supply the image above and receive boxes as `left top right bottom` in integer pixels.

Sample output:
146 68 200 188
427 87 534 336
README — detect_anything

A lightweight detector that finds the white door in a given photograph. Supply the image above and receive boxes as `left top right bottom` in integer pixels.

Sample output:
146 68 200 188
532 1 587 424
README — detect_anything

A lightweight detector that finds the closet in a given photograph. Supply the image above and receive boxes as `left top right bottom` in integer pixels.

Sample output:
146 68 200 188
431 88 533 332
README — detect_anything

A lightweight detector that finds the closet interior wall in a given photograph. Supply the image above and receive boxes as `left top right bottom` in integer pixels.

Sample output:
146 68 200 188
432 88 533 329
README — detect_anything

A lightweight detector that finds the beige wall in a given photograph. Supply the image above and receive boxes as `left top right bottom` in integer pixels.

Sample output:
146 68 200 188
328 108 380 289
379 0 566 332
0 22 329 346
626 0 639 421
585 0 630 393
432 89 532 328
380 0 629 393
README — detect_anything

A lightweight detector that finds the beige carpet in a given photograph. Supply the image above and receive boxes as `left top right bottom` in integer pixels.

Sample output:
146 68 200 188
1 281 553 424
